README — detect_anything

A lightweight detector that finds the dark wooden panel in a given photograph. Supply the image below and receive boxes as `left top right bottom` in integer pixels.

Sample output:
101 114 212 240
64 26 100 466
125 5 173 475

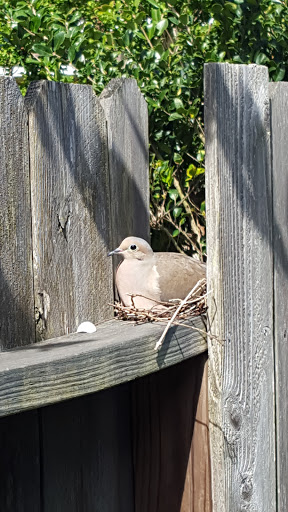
0 318 207 416
0 410 40 511
40 385 134 512
270 81 288 512
132 354 211 512
0 78 34 349
26 81 113 341
205 63 276 511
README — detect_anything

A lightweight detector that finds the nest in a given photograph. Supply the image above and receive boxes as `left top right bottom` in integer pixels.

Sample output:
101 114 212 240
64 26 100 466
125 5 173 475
110 278 207 350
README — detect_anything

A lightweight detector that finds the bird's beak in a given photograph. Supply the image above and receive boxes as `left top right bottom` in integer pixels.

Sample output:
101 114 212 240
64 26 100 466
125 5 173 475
108 247 123 257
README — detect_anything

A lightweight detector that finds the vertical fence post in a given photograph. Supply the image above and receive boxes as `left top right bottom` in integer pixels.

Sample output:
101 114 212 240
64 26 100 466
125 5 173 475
270 81 288 511
204 63 276 511
100 78 150 247
0 78 35 349
26 82 113 341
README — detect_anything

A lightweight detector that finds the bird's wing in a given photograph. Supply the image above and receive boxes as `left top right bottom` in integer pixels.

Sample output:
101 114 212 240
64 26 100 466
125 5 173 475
155 252 206 301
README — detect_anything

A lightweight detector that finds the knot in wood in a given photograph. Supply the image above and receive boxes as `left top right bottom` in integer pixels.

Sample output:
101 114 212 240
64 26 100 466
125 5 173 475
241 475 253 501
230 406 242 430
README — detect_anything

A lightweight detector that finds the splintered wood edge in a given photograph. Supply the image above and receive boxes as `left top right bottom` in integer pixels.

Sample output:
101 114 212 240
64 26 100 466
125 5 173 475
0 318 207 417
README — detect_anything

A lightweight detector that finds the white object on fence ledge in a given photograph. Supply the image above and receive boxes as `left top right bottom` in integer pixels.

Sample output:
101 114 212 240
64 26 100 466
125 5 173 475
77 322 97 334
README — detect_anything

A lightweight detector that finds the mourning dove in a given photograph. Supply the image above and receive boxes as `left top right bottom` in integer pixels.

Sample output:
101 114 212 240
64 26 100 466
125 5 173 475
108 236 206 309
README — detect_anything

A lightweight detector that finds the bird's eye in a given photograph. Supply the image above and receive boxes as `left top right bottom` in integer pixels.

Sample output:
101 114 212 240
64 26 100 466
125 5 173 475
130 244 137 251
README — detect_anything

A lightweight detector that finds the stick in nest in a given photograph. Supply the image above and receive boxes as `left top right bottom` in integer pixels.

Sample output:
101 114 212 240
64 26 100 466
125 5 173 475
110 278 207 350
154 278 206 351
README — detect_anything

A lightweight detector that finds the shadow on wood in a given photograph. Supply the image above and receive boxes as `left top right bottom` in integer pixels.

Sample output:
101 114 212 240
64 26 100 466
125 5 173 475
132 354 211 512
0 410 41 510
0 355 211 512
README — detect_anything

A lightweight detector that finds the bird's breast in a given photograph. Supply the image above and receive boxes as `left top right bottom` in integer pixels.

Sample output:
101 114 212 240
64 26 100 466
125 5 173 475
116 258 161 308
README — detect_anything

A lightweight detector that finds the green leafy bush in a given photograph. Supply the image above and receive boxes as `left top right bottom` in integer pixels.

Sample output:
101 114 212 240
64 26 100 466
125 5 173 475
1 0 288 258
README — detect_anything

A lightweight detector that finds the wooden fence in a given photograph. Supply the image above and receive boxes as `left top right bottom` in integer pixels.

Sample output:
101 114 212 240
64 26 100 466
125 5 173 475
0 77 210 511
0 77 149 347
1 62 285 512
205 63 288 511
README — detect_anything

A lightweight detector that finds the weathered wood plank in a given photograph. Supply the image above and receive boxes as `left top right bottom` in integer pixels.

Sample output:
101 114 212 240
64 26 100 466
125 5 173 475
0 78 34 349
0 409 40 511
0 318 206 417
26 81 113 341
270 81 288 512
40 385 134 512
100 78 149 249
181 358 211 511
204 63 276 511
132 354 211 512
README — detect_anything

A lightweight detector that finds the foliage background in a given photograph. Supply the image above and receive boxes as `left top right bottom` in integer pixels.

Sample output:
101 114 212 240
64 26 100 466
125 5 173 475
0 0 287 259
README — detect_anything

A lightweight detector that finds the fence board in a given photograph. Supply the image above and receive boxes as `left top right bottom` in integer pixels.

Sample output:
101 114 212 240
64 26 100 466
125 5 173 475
100 78 149 248
40 386 134 512
0 78 34 349
132 355 211 512
26 81 113 341
205 63 276 511
0 410 40 511
0 318 206 417
270 81 288 512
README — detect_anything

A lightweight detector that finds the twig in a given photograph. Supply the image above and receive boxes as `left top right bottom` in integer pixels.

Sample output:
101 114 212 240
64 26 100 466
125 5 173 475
154 279 206 350
140 26 154 49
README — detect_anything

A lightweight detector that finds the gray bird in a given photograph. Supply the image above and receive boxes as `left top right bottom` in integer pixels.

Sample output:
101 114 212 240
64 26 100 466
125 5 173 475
108 236 206 309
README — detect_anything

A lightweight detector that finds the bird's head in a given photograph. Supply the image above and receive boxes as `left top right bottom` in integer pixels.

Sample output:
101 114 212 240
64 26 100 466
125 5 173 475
108 236 153 261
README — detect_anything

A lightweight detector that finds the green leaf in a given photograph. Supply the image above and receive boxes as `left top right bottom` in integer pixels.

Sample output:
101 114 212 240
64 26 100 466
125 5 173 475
151 9 161 23
146 23 155 39
172 229 180 237
168 17 179 25
31 15 42 32
168 112 182 121
32 43 52 57
173 207 182 218
173 152 182 164
174 98 184 110
68 45 76 62
68 11 82 24
186 164 196 180
156 19 168 36
13 10 29 20
254 52 268 65
274 66 285 82
168 189 179 201
135 12 146 24
147 0 160 8
54 31 66 51
224 2 238 12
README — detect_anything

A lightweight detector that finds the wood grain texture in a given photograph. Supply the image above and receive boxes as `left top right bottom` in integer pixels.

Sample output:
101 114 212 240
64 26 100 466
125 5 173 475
40 385 134 512
0 77 34 349
132 354 211 512
181 359 211 512
0 409 40 511
26 81 113 341
100 78 150 249
270 82 288 512
204 63 276 511
0 318 207 417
